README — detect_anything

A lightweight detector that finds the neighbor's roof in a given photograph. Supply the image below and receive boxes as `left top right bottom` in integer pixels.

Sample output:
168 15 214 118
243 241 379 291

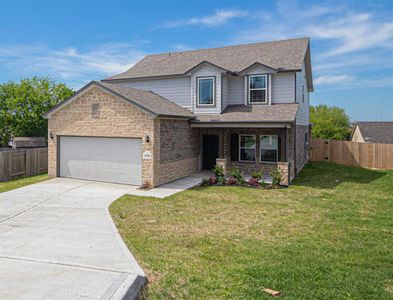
355 122 393 144
43 81 194 119
105 38 311 81
191 104 299 124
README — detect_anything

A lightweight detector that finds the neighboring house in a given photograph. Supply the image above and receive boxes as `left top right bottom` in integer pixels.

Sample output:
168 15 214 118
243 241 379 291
44 37 313 187
351 122 393 144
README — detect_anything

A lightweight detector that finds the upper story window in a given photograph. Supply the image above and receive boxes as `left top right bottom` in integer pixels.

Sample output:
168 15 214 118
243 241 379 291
197 77 215 106
248 75 267 104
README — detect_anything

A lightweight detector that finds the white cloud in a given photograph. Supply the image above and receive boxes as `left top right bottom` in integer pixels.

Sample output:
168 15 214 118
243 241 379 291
309 13 393 56
171 43 192 51
0 43 146 88
160 9 248 28
229 1 393 91
314 74 354 85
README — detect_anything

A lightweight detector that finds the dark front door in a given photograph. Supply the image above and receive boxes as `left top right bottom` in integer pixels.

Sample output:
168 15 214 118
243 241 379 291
202 134 219 170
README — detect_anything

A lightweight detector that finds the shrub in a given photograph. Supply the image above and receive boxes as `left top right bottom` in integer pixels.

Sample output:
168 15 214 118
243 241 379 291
238 177 246 186
251 168 264 180
248 177 259 187
226 176 237 185
270 168 283 187
212 165 225 184
228 166 243 180
259 180 268 189
210 176 217 185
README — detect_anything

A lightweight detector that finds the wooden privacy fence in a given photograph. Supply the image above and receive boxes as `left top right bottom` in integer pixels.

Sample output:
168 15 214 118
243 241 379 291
0 148 48 181
311 139 393 170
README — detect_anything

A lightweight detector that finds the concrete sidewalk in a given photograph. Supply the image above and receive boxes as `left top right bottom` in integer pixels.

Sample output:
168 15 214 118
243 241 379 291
127 172 211 198
0 178 144 300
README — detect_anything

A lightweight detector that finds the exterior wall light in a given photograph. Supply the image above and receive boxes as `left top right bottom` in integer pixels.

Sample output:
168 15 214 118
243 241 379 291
49 133 54 139
145 135 150 143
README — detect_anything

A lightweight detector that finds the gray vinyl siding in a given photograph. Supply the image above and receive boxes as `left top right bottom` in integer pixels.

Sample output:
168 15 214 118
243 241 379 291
271 73 295 103
227 72 295 105
118 76 192 110
295 62 310 126
222 75 229 110
227 75 244 105
191 64 223 114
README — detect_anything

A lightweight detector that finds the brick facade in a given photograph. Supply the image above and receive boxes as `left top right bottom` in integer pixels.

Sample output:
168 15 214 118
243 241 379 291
156 119 200 185
295 125 310 173
47 85 306 187
200 127 296 185
48 85 157 185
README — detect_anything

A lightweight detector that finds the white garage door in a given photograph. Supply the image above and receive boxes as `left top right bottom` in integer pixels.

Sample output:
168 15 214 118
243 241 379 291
59 136 142 185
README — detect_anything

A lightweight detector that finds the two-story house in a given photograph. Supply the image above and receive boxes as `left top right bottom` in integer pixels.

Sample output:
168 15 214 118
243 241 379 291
44 37 313 187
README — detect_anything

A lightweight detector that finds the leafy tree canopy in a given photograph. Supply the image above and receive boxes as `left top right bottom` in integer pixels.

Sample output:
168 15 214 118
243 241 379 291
0 77 73 146
310 104 350 140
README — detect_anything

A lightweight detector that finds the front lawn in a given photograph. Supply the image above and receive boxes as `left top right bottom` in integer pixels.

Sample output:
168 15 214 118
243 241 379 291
0 173 48 193
110 163 393 299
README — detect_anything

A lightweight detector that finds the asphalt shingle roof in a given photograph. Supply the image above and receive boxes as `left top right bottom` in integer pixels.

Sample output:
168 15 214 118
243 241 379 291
44 81 194 119
356 122 393 144
98 82 194 118
105 38 309 80
191 104 299 124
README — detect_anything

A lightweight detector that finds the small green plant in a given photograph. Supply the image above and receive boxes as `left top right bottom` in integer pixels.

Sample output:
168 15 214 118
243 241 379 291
228 166 245 186
259 180 267 189
212 165 225 184
228 166 242 180
238 177 246 186
270 168 283 187
251 168 264 180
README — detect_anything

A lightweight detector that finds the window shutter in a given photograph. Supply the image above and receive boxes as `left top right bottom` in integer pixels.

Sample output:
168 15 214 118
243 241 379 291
278 136 282 161
230 134 239 161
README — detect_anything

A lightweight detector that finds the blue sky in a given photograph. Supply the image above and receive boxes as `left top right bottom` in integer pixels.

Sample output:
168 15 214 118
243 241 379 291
1 0 392 121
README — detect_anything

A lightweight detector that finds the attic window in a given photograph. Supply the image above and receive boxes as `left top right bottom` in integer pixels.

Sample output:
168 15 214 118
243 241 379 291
91 103 100 118
248 75 267 104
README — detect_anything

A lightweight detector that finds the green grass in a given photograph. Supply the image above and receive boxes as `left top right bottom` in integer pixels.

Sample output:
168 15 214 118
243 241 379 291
0 173 49 193
110 163 393 299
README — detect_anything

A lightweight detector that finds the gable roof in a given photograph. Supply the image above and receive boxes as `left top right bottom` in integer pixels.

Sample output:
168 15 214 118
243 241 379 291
354 122 393 144
104 38 311 84
43 81 194 119
191 104 299 124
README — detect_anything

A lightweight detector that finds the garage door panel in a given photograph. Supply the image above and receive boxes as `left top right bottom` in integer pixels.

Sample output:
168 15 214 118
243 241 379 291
59 136 142 185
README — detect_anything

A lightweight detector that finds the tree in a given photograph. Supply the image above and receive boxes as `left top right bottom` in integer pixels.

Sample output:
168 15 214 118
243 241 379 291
310 104 350 140
0 77 73 146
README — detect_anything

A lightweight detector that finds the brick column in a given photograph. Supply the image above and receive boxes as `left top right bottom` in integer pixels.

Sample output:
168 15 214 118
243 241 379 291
277 162 290 186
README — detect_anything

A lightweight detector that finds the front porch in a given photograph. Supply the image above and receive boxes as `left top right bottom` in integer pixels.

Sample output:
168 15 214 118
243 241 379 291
194 126 295 186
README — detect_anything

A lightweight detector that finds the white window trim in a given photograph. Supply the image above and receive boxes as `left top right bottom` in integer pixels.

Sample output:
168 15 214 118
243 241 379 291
260 135 278 163
239 134 256 162
197 76 216 106
248 74 268 104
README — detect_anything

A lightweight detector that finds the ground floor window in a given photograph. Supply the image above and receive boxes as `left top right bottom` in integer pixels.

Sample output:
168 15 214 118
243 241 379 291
239 135 256 162
260 135 278 162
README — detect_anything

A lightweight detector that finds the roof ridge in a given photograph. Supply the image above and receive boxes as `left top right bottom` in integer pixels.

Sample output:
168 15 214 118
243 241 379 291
145 37 310 57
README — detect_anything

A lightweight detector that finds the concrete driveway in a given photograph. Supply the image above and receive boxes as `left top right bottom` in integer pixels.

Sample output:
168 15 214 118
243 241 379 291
0 178 145 300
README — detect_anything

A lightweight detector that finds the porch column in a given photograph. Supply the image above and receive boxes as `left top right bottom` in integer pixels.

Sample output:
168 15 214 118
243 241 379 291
218 128 225 159
280 128 287 162
216 128 228 175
